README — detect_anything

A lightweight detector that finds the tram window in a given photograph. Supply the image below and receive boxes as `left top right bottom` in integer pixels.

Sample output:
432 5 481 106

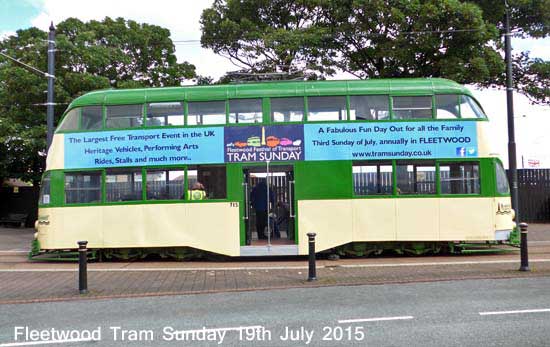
307 96 347 121
229 99 262 124
146 102 184 126
187 165 226 199
495 161 510 194
436 95 460 119
396 161 436 194
81 106 103 130
353 162 393 195
106 104 143 129
188 101 226 125
393 96 433 119
57 108 80 131
105 169 142 202
440 162 480 194
460 95 486 119
146 169 185 200
39 172 51 205
350 95 390 121
271 97 304 122
65 172 102 204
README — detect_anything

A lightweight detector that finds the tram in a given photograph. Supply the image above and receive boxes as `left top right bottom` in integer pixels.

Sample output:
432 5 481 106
33 78 515 259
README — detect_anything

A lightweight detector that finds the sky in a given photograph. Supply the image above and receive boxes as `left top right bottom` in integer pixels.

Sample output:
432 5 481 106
1 0 549 168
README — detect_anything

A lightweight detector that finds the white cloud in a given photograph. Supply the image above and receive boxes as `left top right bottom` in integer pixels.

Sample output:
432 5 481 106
30 0 237 78
472 87 550 168
1 30 16 40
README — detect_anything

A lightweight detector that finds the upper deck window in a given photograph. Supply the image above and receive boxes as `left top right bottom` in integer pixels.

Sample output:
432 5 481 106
307 96 347 121
146 102 184 126
106 104 143 129
435 95 460 119
460 95 486 119
271 97 304 122
81 106 103 130
229 99 262 124
350 95 390 120
57 108 79 131
393 96 432 119
188 101 226 125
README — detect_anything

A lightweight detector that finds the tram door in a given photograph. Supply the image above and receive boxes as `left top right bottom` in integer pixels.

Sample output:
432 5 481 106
242 165 295 246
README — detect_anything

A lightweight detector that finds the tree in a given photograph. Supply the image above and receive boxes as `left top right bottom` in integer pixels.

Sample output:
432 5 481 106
0 17 197 185
201 0 550 104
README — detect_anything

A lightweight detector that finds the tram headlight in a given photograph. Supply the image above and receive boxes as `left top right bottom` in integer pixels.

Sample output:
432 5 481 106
511 209 516 221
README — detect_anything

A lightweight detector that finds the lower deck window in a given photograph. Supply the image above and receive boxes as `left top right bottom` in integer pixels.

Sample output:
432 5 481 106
146 169 185 200
106 169 142 202
440 162 480 194
397 161 436 194
65 172 102 204
353 162 393 195
187 165 226 199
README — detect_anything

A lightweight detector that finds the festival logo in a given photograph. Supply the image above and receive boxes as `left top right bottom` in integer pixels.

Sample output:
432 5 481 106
224 125 304 162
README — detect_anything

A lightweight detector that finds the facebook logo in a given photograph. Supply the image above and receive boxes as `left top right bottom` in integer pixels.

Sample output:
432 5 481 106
456 147 466 157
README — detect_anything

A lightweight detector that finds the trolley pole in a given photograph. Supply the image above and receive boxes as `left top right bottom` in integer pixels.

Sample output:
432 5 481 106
46 22 55 151
519 223 530 271
307 233 317 281
78 241 88 294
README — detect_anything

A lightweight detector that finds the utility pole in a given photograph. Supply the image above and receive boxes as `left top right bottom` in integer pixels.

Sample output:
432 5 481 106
46 22 55 151
504 1 528 271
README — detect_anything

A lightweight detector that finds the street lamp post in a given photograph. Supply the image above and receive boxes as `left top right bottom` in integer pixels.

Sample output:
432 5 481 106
46 22 56 151
504 1 529 271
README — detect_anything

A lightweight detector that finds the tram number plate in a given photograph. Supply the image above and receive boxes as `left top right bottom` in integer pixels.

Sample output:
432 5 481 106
230 202 239 207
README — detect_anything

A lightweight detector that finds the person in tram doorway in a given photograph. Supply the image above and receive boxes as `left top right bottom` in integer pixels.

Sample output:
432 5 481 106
187 182 207 200
250 179 275 240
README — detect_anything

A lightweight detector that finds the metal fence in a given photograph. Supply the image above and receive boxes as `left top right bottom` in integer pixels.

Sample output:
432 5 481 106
514 169 550 222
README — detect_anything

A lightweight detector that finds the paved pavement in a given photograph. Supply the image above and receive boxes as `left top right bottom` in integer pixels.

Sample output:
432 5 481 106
1 277 550 346
0 225 549 305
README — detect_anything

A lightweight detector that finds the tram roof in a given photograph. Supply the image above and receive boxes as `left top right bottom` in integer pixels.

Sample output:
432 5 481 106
68 78 472 108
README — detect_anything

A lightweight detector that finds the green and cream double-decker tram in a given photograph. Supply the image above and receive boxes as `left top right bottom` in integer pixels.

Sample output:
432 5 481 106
34 78 515 259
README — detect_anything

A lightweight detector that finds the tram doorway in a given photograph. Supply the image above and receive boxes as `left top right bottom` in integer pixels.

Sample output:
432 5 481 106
243 165 295 247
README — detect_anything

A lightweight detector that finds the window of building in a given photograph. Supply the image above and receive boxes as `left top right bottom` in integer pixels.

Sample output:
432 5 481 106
187 165 226 199
146 169 185 200
495 161 510 194
393 96 433 119
57 108 80 131
350 95 390 120
81 106 103 130
396 161 436 194
65 171 102 204
146 102 184 126
353 162 393 195
105 169 142 202
271 97 305 122
187 101 226 125
229 99 262 124
435 95 460 119
106 104 143 129
39 172 51 205
307 96 347 121
440 162 480 194
460 95 486 119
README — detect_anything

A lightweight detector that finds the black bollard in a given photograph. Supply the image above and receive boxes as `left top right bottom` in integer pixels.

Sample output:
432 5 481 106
307 233 317 281
78 241 88 294
519 223 530 272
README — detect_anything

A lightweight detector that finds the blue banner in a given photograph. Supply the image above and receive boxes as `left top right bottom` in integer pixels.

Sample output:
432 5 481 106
64 127 224 169
63 121 478 169
304 122 477 160
224 125 304 162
